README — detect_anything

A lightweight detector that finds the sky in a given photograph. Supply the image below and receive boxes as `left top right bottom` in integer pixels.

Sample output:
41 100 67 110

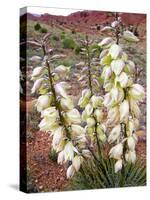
25 6 83 16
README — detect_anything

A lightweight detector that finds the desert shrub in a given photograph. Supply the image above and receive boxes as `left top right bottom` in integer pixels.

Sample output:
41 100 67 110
52 35 60 41
40 27 48 33
74 45 82 55
34 23 41 31
60 31 65 39
62 37 76 49
69 158 146 190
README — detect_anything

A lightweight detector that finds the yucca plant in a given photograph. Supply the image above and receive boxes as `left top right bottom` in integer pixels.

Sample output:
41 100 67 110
69 157 146 190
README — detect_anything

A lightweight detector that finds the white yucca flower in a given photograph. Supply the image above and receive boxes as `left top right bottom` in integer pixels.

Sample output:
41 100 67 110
101 66 112 81
128 118 139 135
65 109 81 124
60 97 74 111
90 95 103 108
103 93 112 107
39 118 58 132
125 60 135 74
57 151 65 164
129 84 145 101
52 126 64 150
41 106 58 119
55 82 68 98
71 124 85 136
123 31 139 42
64 141 75 161
36 95 51 112
108 124 121 143
31 78 44 94
66 165 75 179
98 37 114 48
94 109 103 122
119 100 129 121
127 136 136 151
109 44 122 59
86 117 96 127
54 65 69 75
85 103 93 116
107 106 120 125
72 156 81 172
115 159 123 173
31 66 44 79
99 49 109 59
109 143 123 160
125 150 136 163
110 86 124 105
129 98 141 119
111 59 125 76
117 72 128 88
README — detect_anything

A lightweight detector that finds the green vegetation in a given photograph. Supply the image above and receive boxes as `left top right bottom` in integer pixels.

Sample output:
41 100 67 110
62 37 76 49
34 23 41 31
69 158 146 190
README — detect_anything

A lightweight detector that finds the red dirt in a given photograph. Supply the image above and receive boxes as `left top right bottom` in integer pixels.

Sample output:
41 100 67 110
27 131 68 192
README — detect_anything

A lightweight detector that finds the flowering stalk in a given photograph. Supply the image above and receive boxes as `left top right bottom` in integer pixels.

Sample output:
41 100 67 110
99 31 145 172
78 36 106 161
30 36 90 179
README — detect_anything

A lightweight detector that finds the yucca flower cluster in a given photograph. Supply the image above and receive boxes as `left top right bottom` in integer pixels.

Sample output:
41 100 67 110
78 89 106 144
31 56 90 179
99 37 145 172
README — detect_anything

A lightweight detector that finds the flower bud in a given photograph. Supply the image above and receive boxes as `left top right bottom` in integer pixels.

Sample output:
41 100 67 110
67 165 75 179
123 31 139 42
109 143 123 160
109 44 122 59
119 100 129 121
86 117 96 127
97 125 106 143
115 159 123 173
108 124 121 144
111 59 125 76
111 21 119 28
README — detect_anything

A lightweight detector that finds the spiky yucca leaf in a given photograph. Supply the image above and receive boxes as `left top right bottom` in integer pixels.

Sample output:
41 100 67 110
68 157 146 190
